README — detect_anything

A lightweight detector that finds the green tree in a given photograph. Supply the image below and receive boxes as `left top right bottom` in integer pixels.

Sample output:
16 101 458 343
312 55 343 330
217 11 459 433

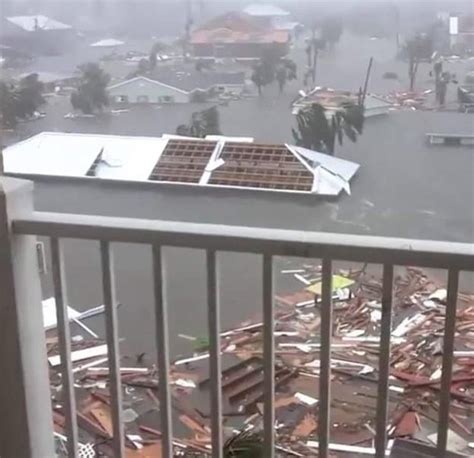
405 34 432 91
17 73 45 117
176 106 221 138
251 64 267 95
407 38 421 91
321 16 343 47
149 42 167 70
0 82 20 128
70 63 110 114
292 102 364 156
137 58 150 75
149 52 157 70
276 59 297 93
305 37 325 85
276 65 287 94
0 74 45 128
195 59 214 72
252 46 294 95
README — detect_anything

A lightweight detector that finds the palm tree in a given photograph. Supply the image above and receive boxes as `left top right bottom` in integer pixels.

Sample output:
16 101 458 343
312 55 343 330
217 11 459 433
0 82 20 128
149 42 167 70
176 106 221 138
17 73 45 117
223 430 263 457
0 75 46 128
70 63 110 114
292 102 364 156
305 34 326 86
251 64 266 95
276 59 297 94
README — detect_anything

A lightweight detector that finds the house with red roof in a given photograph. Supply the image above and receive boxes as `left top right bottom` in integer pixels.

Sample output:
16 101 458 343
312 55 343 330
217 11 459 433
190 12 290 60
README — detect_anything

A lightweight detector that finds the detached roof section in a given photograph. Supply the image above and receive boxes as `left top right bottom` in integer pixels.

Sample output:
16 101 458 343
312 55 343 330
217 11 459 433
4 132 360 197
293 87 392 117
6 15 72 32
4 132 167 181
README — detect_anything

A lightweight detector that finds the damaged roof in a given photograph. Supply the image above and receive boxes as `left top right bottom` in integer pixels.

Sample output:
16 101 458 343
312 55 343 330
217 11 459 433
191 12 289 44
3 132 360 197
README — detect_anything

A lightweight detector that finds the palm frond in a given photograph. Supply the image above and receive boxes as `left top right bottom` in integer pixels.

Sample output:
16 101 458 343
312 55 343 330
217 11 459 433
223 430 263 457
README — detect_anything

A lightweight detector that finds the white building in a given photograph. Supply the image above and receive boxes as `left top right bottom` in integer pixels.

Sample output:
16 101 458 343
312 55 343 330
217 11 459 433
108 71 246 104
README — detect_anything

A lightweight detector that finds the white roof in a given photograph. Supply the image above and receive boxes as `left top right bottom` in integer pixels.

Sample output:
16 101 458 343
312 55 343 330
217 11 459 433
90 38 125 48
287 145 360 195
7 15 72 32
243 3 290 17
205 135 254 142
4 132 360 197
289 145 360 181
92 137 167 180
4 132 167 180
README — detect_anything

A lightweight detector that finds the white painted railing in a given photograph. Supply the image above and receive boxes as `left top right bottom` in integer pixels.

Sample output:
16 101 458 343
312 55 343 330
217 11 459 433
0 177 473 458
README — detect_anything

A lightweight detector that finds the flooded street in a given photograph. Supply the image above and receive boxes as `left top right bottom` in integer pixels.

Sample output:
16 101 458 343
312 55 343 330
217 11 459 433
5 26 474 359
2 2 474 455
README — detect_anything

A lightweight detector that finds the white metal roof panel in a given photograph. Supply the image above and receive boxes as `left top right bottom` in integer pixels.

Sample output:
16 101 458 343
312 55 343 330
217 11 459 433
4 133 360 197
289 145 360 181
312 167 352 195
3 132 167 180
4 132 100 177
93 137 167 181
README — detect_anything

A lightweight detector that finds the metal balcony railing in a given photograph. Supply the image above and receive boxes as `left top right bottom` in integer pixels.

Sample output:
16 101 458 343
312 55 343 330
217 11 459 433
0 177 473 458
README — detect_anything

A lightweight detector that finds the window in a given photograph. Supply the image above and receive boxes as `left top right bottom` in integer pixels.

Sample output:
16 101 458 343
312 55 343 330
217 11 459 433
115 95 128 103
160 95 174 103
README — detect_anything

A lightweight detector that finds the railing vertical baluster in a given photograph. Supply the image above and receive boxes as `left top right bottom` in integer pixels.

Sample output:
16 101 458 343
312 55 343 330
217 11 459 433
100 241 125 457
207 250 223 458
152 245 173 458
437 268 459 456
263 253 275 457
319 258 332 458
375 264 394 457
51 238 79 458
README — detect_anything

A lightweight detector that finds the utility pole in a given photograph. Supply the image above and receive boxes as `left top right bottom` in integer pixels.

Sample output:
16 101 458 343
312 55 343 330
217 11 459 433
361 57 374 105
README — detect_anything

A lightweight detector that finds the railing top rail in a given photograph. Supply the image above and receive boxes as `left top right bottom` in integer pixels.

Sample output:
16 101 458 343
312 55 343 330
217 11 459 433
12 211 474 270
